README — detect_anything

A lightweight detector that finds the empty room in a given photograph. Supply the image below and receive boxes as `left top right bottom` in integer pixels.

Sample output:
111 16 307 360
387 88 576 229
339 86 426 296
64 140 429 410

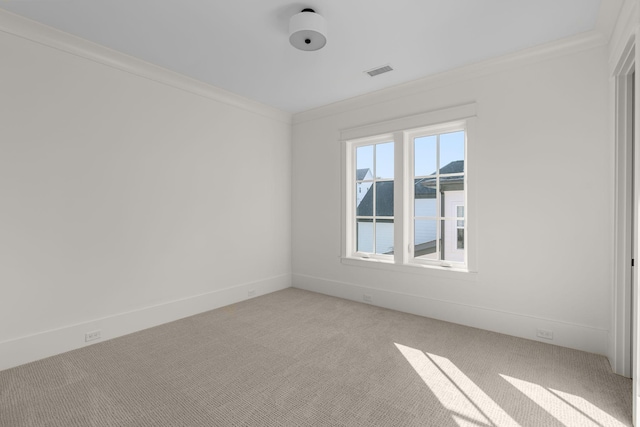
1 0 638 426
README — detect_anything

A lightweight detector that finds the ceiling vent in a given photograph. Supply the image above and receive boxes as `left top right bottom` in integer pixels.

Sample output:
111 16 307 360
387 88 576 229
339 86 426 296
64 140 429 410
365 65 393 77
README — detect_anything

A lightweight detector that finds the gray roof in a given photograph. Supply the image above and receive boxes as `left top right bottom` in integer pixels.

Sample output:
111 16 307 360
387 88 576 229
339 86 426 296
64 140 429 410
437 160 464 175
357 181 393 217
357 161 464 215
356 168 371 181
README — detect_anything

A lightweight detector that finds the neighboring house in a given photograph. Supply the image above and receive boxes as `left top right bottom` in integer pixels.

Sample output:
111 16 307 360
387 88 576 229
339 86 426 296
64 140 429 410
356 179 394 255
357 160 464 260
356 168 373 207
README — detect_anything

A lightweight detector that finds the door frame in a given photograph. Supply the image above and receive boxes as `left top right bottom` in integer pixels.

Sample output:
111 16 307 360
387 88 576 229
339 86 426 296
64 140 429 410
613 32 639 424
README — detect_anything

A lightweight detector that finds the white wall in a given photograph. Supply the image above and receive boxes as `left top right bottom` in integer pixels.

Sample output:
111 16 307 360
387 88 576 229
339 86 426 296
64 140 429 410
292 42 612 355
0 14 292 370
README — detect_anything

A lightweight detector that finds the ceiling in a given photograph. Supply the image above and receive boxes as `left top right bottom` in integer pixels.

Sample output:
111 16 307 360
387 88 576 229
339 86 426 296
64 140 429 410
0 1 614 113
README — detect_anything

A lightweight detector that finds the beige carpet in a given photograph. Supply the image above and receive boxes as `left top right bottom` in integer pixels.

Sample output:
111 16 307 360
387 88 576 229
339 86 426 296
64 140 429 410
0 288 632 426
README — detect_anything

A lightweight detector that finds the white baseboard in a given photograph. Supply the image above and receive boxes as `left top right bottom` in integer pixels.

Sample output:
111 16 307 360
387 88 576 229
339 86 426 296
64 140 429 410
0 274 291 371
292 273 609 356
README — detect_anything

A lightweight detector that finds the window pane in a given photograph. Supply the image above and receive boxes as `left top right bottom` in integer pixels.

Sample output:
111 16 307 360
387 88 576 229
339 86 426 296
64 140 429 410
356 182 373 215
356 145 374 178
456 205 464 227
357 219 373 253
376 142 394 179
375 181 394 216
440 131 464 174
414 219 438 260
443 219 464 262
414 178 436 217
415 135 437 177
375 219 394 255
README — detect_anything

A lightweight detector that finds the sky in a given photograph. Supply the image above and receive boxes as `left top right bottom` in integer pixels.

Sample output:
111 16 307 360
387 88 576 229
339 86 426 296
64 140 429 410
356 131 464 179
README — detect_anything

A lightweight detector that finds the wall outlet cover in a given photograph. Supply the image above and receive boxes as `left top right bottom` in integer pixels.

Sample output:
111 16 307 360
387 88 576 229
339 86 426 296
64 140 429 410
85 330 102 342
536 329 553 340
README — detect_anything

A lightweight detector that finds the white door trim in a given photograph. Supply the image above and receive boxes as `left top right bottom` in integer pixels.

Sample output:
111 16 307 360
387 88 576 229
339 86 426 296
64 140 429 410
613 32 636 379
612 30 639 426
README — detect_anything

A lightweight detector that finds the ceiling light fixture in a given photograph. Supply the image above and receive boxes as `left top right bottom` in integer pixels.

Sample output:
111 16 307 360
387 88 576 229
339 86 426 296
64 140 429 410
289 8 327 51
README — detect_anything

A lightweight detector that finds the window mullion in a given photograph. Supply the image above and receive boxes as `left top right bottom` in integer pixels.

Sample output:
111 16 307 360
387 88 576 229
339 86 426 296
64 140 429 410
436 134 441 260
393 131 406 264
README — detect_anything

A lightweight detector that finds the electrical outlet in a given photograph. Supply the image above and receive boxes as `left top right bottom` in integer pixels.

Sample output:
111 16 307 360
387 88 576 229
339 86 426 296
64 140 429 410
363 294 373 303
248 290 256 297
536 329 553 340
85 330 101 342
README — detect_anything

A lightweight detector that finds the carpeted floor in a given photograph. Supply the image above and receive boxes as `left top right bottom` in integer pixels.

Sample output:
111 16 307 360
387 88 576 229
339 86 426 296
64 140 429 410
0 288 632 426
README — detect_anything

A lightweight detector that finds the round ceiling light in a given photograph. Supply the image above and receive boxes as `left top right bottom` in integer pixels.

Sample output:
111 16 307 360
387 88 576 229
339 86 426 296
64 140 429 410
289 8 327 51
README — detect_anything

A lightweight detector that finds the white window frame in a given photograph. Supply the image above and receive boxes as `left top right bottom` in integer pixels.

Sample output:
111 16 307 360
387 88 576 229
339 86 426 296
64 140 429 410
351 134 396 261
407 121 467 269
340 103 477 278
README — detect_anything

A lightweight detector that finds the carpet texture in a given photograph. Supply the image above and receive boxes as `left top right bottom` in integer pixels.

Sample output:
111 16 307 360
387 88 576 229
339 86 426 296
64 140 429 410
0 288 632 426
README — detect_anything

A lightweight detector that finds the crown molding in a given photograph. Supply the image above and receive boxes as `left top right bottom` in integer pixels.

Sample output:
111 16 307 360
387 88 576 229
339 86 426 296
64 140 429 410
293 30 608 125
608 0 639 72
597 0 626 41
0 8 292 125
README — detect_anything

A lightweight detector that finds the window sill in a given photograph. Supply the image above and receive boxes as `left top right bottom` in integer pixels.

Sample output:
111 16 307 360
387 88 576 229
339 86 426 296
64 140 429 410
341 256 478 282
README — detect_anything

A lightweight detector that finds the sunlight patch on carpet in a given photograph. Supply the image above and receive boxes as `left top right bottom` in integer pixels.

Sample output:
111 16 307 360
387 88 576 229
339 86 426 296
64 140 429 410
395 343 520 427
501 375 625 427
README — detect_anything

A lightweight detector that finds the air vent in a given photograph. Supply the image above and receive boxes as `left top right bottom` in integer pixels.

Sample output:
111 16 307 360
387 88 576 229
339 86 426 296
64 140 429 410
365 65 393 77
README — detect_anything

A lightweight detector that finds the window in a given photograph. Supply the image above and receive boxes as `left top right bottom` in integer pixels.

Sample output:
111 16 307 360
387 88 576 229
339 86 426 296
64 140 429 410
341 103 476 273
355 140 394 256
411 128 465 265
